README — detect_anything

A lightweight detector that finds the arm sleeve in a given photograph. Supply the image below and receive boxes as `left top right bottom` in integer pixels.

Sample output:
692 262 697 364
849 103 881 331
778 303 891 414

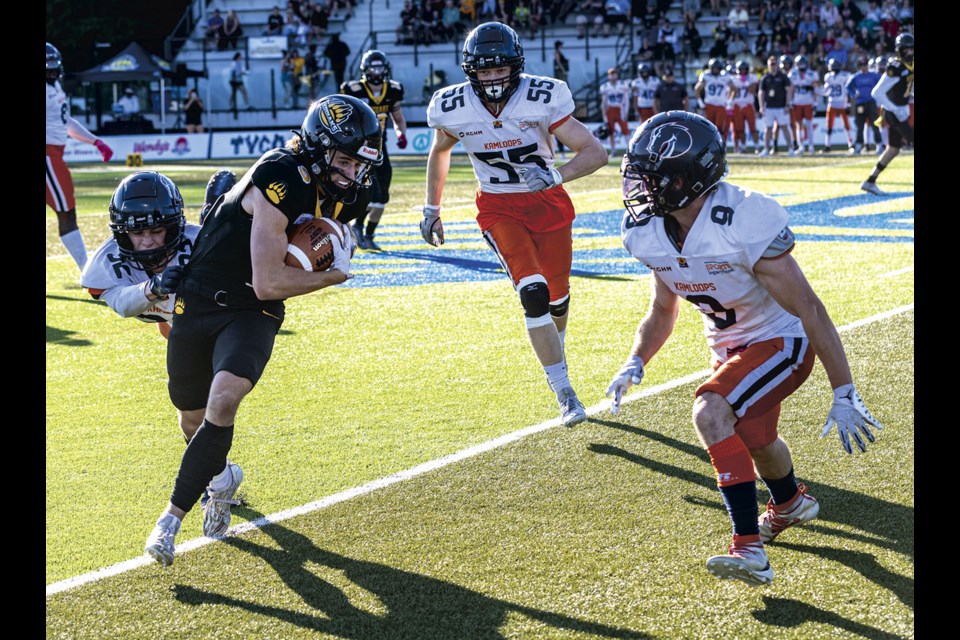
97 281 155 318
66 116 98 145
870 71 900 112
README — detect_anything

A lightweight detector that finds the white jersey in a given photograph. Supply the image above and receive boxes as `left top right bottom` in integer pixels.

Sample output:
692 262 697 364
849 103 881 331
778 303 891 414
729 74 757 108
698 71 731 107
427 73 574 195
822 71 851 109
81 224 200 324
631 76 661 109
46 81 69 145
620 182 804 362
787 68 817 106
599 80 631 114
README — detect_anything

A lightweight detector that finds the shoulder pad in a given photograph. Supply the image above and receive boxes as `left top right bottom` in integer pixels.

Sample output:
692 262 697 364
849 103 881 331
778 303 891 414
347 80 363 91
388 79 403 90
762 226 795 258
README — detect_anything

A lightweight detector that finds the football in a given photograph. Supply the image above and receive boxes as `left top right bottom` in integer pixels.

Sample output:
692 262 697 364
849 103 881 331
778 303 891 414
284 217 346 271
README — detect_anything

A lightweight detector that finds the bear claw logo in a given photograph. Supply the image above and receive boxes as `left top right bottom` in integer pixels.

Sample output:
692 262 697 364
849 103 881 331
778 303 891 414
318 98 353 135
266 182 287 204
174 297 185 314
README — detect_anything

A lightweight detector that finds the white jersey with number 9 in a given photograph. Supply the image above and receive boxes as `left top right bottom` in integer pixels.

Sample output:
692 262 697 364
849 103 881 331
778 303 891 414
427 73 574 195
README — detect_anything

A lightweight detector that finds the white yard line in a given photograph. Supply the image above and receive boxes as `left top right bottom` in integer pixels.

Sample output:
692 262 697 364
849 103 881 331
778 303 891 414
45 303 914 596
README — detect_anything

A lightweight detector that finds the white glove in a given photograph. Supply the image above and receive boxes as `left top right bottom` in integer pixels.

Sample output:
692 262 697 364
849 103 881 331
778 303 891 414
892 105 910 123
518 166 562 193
420 204 444 246
330 223 353 278
821 383 883 454
605 355 645 415
339 220 357 258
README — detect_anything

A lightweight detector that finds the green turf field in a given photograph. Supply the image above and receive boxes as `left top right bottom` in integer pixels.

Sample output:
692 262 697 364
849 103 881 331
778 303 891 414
46 153 913 638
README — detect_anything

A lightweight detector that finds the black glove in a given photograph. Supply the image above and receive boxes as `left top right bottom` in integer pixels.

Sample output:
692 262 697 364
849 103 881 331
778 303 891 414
148 265 185 299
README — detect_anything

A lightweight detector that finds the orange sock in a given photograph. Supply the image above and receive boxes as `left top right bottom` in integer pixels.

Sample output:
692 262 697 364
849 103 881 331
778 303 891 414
707 434 756 487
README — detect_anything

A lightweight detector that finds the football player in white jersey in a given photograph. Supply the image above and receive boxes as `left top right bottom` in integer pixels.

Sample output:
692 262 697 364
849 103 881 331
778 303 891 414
599 67 632 158
728 60 759 154
787 55 819 154
46 42 114 273
607 112 883 587
819 58 854 153
630 63 660 127
694 59 731 148
421 22 607 427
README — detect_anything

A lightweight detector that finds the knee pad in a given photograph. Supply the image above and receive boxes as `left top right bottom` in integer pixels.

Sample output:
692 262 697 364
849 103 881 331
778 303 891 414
517 277 550 318
549 294 570 318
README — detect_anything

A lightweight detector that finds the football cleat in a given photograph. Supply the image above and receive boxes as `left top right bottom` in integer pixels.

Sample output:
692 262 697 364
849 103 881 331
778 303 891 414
351 223 364 246
757 148 770 157
706 535 773 587
758 483 820 543
557 387 587 427
788 148 798 156
202 463 243 538
861 181 887 196
363 236 382 251
144 513 182 567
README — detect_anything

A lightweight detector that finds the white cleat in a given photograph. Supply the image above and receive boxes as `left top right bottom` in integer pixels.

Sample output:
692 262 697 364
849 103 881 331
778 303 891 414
860 180 887 196
203 463 244 538
706 536 773 587
144 513 182 567
557 387 587 427
758 483 820 543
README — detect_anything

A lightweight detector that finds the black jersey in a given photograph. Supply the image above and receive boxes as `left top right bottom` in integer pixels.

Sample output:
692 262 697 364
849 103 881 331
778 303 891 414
881 58 914 108
339 79 404 140
185 147 369 300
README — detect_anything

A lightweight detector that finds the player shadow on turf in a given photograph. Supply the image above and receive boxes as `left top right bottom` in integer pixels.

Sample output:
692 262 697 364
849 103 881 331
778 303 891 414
173 508 651 639
46 324 93 346
586 419 914 557
752 596 907 639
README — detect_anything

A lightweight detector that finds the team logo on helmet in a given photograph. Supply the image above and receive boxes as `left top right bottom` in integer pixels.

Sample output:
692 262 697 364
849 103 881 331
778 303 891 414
318 98 354 135
645 123 694 162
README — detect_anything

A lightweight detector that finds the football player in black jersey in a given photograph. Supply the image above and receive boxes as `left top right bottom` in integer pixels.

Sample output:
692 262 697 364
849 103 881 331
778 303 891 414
340 50 409 250
861 32 914 195
144 95 384 567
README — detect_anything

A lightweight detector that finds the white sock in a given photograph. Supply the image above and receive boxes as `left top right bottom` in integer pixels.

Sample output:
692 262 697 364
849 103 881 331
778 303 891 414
544 361 571 395
61 229 87 270
558 328 566 353
881 127 889 146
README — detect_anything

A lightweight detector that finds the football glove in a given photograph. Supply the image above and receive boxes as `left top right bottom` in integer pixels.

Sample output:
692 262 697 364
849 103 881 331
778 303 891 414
339 220 357 258
605 355 645 415
330 227 353 278
94 139 114 163
821 383 883 454
518 166 563 193
148 265 185 299
396 132 408 149
420 204 444 246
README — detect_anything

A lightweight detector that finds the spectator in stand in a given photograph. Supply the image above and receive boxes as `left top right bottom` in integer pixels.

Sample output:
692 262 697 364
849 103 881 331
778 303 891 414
832 26 854 65
638 2 662 39
656 17 678 65
855 24 876 54
575 0 606 39
819 1 841 29
771 16 792 54
223 10 243 49
329 0 353 19
229 52 252 110
397 0 417 43
478 0 496 21
896 0 913 27
310 2 330 39
553 39 570 83
838 0 863 30
282 14 300 45
529 0 544 33
682 0 702 19
280 50 297 108
708 0 729 16
460 0 477 26
879 3 900 41
114 87 141 119
753 29 770 61
653 66 689 113
796 9 818 41
681 14 703 61
603 0 631 38
859 1 882 33
637 35 657 68
709 18 731 58
762 0 784 29
323 33 351 87
183 88 204 133
205 9 226 50
822 27 839 57
514 0 533 37
264 6 285 35
441 0 465 40
727 31 747 58
494 0 511 24
290 48 306 102
727 1 750 38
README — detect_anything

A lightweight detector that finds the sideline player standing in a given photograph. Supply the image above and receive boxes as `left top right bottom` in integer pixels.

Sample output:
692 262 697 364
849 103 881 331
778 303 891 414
695 58 731 148
340 49 408 250
144 95 383 566
609 111 883 587
599 67 631 158
420 22 607 426
728 60 759 154
861 32 914 195
819 58 854 153
787 55 819 154
630 63 660 128
46 42 114 272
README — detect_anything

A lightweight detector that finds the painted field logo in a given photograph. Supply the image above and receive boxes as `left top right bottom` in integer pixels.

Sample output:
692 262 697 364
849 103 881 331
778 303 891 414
705 261 734 275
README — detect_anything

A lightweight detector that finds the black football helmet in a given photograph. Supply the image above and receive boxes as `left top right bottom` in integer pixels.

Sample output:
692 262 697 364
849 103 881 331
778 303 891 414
638 62 653 79
621 111 728 222
461 21 525 103
46 42 63 84
736 60 750 74
296 94 384 204
827 58 841 73
778 54 793 69
708 58 724 74
108 171 186 272
360 49 391 84
895 32 914 63
794 55 809 70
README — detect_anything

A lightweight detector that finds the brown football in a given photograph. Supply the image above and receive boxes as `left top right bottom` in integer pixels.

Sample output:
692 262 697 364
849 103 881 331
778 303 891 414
284 217 344 271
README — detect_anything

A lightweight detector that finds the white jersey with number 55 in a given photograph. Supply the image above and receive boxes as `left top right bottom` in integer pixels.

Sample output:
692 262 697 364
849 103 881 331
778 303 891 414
427 73 574 194
620 182 804 362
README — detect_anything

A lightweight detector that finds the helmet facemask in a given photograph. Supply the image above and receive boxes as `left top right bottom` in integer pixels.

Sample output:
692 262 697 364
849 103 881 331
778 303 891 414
461 22 525 104
108 172 186 273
